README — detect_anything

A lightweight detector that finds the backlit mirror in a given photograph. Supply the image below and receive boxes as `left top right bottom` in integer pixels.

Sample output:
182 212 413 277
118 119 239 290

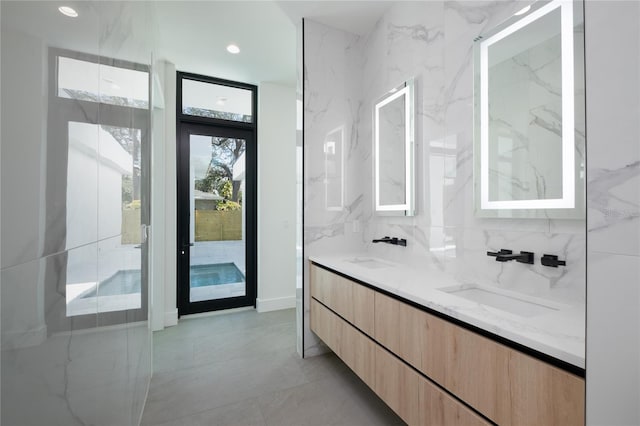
325 126 344 211
474 0 585 219
374 79 415 216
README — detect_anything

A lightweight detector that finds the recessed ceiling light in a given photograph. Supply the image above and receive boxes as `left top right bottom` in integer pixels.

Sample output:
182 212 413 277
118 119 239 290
58 6 78 17
226 44 240 54
514 5 531 16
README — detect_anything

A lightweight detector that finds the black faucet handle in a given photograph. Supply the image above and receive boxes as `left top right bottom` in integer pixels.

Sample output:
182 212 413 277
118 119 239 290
398 239 407 247
541 254 566 267
516 251 535 265
487 249 512 257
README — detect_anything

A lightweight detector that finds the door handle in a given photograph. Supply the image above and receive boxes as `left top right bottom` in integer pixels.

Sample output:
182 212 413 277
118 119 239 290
180 243 194 255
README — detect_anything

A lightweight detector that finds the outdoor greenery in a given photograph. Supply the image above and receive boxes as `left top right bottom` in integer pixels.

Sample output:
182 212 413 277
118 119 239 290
194 136 245 212
215 200 241 211
182 107 252 123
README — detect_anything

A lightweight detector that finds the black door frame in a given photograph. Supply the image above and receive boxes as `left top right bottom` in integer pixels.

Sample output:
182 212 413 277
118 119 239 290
176 72 258 316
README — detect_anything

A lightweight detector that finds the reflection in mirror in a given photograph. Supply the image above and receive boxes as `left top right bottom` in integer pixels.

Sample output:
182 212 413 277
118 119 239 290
474 0 585 218
374 79 415 216
325 126 344 211
65 122 142 316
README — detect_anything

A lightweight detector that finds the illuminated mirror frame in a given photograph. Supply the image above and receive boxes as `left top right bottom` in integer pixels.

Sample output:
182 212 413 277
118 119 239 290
324 125 344 211
374 79 415 216
479 0 574 210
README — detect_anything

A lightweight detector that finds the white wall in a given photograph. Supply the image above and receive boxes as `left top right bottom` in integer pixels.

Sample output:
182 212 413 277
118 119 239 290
163 61 178 327
150 58 167 331
257 82 297 312
585 2 640 424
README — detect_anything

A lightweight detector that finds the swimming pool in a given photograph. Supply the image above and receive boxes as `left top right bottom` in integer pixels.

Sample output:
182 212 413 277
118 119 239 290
82 270 140 298
81 263 244 298
190 263 245 288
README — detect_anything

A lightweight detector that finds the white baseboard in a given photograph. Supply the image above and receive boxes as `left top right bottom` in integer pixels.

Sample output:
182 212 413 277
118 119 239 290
256 296 296 313
164 309 178 327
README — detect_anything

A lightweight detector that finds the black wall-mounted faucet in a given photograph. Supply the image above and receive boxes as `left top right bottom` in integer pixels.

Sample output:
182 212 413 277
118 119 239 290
496 251 534 264
487 249 513 258
372 236 407 247
487 249 534 264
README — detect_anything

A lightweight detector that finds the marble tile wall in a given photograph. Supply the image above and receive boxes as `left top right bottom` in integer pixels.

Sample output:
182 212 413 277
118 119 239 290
303 19 364 356
1 2 154 424
303 1 587 355
584 2 640 424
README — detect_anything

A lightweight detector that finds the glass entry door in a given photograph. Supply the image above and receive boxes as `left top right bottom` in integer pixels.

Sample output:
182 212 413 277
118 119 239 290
177 123 256 315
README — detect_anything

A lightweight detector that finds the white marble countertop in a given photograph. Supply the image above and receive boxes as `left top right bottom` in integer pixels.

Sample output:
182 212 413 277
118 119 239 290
309 253 585 369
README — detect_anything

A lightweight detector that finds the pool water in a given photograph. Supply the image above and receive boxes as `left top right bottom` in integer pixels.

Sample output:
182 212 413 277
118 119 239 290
83 270 141 298
81 263 244 298
190 263 245 288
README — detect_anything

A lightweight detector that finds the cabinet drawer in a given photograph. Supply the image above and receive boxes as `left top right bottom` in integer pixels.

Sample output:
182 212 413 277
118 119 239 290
420 375 491 426
374 292 424 369
374 345 421 426
310 264 353 322
311 298 375 389
310 298 343 354
310 264 375 335
421 309 584 425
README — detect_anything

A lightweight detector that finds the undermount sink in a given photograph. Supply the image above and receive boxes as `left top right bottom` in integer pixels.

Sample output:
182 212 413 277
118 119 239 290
344 257 392 269
439 284 566 318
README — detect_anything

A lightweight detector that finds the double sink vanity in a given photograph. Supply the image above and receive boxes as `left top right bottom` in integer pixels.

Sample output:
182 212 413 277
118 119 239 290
310 0 587 424
309 256 585 425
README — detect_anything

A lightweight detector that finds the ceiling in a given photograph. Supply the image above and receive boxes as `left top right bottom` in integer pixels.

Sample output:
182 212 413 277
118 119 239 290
154 1 394 86
1 1 393 87
277 1 394 37
154 1 297 86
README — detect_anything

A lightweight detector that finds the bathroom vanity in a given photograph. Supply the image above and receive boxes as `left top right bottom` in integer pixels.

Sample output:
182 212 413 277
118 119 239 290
309 258 585 425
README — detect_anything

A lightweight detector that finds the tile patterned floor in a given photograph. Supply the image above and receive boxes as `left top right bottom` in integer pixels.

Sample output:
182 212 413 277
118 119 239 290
141 308 403 426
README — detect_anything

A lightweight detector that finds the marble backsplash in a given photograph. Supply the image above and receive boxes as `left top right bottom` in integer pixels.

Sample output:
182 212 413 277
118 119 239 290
303 1 586 356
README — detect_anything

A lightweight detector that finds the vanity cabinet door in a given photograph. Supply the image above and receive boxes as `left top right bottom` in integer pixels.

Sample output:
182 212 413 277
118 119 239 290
374 292 425 369
420 377 491 426
374 345 421 426
310 264 353 322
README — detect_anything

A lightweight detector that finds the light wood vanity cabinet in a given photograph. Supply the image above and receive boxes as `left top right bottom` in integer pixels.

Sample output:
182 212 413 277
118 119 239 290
374 292 425 369
309 263 585 425
374 344 422 425
310 263 375 335
311 299 375 388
